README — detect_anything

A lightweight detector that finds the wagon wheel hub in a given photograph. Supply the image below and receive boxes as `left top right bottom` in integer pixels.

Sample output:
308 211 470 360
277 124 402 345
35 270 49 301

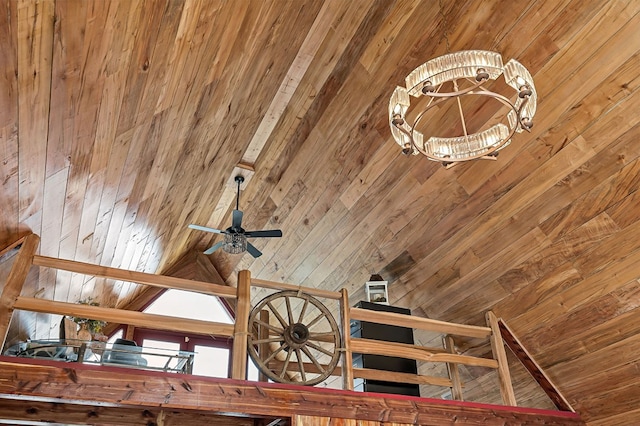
284 323 310 348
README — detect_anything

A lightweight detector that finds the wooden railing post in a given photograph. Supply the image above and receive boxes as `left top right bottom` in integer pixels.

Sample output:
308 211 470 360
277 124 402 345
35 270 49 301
257 309 270 382
443 335 463 400
339 288 353 390
0 233 40 349
486 311 517 406
232 269 251 379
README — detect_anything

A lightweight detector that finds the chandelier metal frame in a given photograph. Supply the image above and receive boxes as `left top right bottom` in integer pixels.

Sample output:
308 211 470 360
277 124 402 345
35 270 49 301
389 50 537 167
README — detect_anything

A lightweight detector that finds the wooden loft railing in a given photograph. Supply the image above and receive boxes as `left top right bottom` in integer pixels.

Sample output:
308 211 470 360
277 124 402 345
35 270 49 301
1 234 577 412
0 233 585 424
246 275 516 405
1 234 513 402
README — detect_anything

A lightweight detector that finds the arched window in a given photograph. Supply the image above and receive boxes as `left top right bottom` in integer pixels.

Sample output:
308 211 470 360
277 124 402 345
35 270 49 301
132 289 257 379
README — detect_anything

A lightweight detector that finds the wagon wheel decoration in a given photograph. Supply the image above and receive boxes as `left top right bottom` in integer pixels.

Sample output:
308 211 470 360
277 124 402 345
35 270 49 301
247 290 342 386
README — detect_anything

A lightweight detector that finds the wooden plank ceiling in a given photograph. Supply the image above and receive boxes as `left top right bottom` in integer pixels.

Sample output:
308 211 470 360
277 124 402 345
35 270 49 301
1 0 640 424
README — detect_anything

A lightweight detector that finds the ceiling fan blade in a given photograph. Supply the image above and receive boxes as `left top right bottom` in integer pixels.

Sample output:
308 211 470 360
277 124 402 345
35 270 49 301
232 209 243 229
244 229 282 238
203 241 224 255
189 224 224 234
246 242 262 258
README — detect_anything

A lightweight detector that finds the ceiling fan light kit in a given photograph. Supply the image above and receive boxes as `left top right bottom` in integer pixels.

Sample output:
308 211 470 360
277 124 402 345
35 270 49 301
223 233 247 254
189 175 283 258
389 50 537 167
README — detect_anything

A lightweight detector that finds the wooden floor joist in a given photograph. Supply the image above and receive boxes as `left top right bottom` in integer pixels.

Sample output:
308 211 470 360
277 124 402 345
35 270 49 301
0 357 584 425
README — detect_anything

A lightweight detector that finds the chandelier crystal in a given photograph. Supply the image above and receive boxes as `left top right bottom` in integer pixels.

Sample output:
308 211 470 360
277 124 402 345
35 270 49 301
389 50 536 167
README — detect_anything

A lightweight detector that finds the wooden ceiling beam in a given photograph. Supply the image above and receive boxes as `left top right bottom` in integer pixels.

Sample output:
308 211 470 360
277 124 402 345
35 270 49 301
200 0 342 247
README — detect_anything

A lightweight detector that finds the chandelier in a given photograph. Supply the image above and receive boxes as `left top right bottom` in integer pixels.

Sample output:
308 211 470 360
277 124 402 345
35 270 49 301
389 50 537 167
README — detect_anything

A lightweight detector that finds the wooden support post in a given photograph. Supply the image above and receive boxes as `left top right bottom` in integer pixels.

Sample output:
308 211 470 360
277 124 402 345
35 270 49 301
486 311 517 406
258 309 269 382
0 233 39 349
339 288 353 390
125 324 136 341
232 270 251 379
443 335 464 401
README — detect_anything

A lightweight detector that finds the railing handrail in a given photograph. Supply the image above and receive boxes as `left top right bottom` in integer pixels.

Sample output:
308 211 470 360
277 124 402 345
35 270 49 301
2 240 516 407
251 277 342 300
350 306 492 338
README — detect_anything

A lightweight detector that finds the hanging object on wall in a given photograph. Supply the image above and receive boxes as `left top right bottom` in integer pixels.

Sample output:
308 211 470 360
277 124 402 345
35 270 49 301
389 50 537 167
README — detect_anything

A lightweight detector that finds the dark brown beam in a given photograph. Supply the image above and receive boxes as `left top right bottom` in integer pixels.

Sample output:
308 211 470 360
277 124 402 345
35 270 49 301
0 396 257 426
0 357 584 425
498 318 575 412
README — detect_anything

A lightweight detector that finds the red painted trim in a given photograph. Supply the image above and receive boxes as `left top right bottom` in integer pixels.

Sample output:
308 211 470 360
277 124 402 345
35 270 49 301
0 355 581 420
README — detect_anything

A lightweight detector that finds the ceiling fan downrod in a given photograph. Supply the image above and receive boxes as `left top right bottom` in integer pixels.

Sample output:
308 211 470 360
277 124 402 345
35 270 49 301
235 175 244 211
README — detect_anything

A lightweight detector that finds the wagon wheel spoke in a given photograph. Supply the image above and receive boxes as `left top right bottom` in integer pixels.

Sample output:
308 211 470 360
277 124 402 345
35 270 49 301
306 312 325 330
267 301 289 329
279 349 293 379
254 318 283 335
285 295 294 325
263 342 288 365
298 298 309 323
308 332 337 343
295 348 306 382
252 336 283 345
301 345 326 374
306 341 335 357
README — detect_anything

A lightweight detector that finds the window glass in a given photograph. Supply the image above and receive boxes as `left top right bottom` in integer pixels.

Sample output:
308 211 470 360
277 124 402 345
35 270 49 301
142 339 181 370
192 345 229 377
134 289 248 378
247 356 259 381
144 289 232 323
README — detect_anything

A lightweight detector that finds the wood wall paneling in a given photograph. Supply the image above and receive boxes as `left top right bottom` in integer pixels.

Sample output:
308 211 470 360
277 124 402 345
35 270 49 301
3 1 640 423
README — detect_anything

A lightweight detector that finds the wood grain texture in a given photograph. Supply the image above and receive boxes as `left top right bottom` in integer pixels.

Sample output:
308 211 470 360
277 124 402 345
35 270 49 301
13 296 235 337
0 398 256 426
1 0 639 423
0 357 585 425
0 233 39 347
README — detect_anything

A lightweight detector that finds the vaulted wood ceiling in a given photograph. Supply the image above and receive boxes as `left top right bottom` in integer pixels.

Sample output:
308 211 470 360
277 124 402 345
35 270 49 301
2 0 640 424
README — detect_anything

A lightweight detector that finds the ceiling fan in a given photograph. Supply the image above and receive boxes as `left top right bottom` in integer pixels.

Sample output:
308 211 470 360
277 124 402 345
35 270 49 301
189 175 282 258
